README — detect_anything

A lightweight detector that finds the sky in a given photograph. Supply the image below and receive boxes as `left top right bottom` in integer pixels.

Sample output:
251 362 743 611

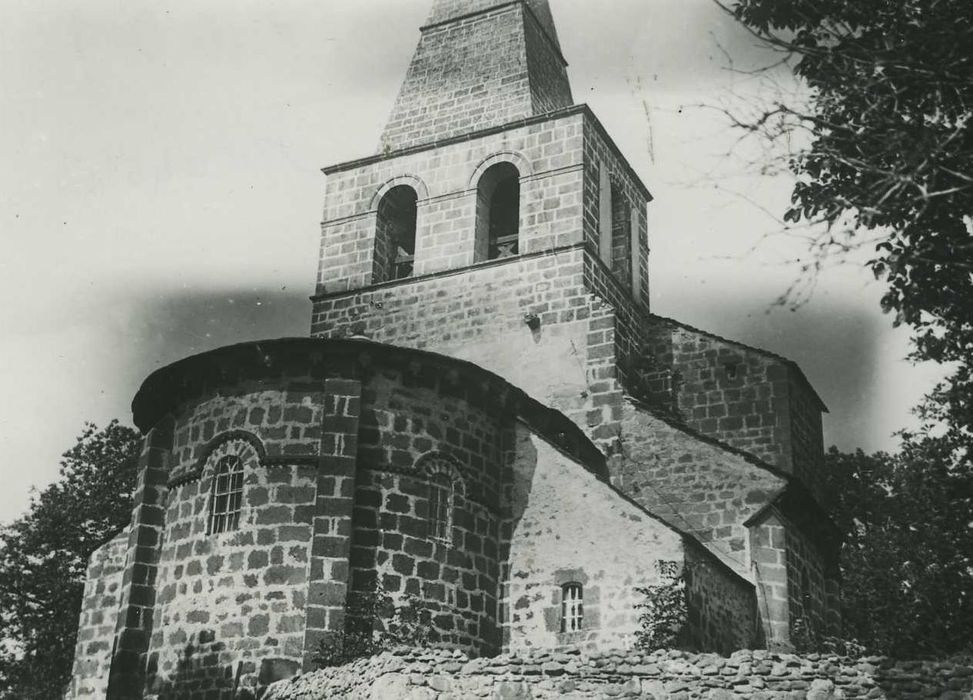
0 0 946 525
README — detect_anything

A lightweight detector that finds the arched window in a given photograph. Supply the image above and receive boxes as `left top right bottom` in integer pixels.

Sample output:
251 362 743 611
561 583 584 633
374 185 418 283
207 455 244 534
417 453 462 545
475 162 520 262
427 472 453 544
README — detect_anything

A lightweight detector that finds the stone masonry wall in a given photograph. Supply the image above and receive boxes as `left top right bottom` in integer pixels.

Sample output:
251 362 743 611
265 647 973 699
523 5 573 116
684 541 760 655
640 317 825 492
106 422 172 699
350 369 507 655
320 111 586 294
67 528 130 699
143 377 331 697
581 117 651 307
379 2 572 152
749 512 792 648
312 246 594 426
168 381 327 483
146 446 316 698
616 399 786 576
502 424 687 653
380 6 533 152
351 469 501 655
357 371 505 512
785 523 827 638
787 375 826 497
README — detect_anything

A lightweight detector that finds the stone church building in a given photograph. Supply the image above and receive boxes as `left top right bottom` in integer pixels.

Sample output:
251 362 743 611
68 1 841 697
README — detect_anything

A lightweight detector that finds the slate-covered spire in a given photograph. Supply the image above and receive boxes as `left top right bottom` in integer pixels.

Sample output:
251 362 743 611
379 0 574 153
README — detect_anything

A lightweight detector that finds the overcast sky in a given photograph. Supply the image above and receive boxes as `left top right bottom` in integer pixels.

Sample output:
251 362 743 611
0 0 946 525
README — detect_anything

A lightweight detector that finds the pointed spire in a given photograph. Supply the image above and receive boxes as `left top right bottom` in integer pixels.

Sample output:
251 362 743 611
379 0 574 153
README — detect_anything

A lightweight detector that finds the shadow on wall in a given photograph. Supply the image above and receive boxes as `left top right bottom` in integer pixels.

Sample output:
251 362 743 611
146 634 302 700
147 639 242 700
498 428 539 650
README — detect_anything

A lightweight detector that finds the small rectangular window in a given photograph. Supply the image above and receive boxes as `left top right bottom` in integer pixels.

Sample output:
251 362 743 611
560 583 584 633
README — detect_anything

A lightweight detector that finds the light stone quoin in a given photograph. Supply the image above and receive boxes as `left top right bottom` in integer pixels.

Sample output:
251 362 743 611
68 1 847 698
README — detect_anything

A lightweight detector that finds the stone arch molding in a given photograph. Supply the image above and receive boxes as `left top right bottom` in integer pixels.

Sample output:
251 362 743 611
468 151 533 189
196 430 265 479
368 174 431 212
416 451 466 495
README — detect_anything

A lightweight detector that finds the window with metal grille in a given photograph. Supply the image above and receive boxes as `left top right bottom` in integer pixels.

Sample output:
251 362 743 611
560 583 584 633
208 455 244 534
427 473 453 544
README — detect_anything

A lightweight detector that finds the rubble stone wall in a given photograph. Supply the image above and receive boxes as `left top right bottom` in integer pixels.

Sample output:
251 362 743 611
264 647 973 700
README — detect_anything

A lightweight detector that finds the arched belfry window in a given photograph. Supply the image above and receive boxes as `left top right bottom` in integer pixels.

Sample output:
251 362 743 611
417 453 463 545
208 455 244 534
475 162 520 262
374 185 418 283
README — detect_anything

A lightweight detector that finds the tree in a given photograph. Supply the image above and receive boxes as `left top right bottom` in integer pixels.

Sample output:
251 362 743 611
821 438 973 656
721 0 973 448
0 421 141 699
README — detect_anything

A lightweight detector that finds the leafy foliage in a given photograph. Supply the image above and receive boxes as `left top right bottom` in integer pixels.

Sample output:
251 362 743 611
820 439 973 657
790 614 866 657
0 421 141 699
634 561 689 652
313 582 437 668
725 0 973 451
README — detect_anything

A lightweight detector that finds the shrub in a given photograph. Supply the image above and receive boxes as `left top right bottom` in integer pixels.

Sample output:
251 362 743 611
313 582 437 667
634 561 689 651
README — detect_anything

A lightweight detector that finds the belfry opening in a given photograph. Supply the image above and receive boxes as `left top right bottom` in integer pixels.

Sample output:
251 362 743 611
475 162 521 262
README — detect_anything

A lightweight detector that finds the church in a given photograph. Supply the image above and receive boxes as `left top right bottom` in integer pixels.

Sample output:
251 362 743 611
68 1 841 698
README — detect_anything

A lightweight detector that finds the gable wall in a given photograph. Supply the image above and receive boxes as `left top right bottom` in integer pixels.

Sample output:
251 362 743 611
502 425 685 652
640 318 826 493
616 400 786 575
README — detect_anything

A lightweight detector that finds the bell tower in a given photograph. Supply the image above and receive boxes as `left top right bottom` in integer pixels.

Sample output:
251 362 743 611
310 0 651 426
